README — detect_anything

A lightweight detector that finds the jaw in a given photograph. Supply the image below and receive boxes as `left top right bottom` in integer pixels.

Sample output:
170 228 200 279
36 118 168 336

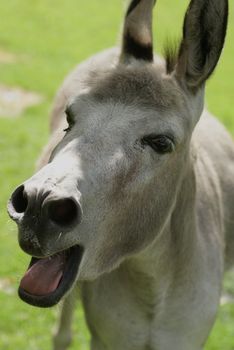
19 245 83 308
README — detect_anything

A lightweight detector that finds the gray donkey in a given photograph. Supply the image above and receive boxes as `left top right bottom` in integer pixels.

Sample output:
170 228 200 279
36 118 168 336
7 0 234 349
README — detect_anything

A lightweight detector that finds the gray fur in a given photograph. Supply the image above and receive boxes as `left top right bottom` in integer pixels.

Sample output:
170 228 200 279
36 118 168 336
48 47 234 349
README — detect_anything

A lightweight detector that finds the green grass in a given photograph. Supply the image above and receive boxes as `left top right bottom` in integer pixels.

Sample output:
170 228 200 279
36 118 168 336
0 1 234 349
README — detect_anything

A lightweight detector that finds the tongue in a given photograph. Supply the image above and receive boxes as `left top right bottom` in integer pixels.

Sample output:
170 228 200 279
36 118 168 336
20 254 66 296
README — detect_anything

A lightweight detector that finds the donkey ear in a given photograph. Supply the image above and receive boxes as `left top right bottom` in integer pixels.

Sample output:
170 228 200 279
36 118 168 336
120 0 156 63
176 0 228 90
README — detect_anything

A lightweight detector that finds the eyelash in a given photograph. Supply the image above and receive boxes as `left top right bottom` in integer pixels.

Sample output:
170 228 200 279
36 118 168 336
63 126 71 132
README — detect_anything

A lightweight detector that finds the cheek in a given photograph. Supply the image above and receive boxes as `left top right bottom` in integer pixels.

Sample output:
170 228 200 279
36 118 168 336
83 155 185 275
100 167 180 263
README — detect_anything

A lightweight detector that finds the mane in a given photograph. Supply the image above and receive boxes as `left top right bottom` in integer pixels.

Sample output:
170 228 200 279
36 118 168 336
163 39 180 74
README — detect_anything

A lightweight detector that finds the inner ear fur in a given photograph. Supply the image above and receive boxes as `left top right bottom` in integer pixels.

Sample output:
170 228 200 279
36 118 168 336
176 0 228 91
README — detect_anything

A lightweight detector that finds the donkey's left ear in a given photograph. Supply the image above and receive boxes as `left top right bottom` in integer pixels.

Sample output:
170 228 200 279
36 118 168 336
120 0 156 63
176 0 228 91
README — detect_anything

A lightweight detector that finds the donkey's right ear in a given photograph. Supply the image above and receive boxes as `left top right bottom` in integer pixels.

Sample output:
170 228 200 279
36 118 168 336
120 0 156 64
176 0 228 91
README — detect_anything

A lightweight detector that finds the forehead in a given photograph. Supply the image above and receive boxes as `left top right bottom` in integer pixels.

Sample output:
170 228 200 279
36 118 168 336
68 65 189 140
88 64 184 111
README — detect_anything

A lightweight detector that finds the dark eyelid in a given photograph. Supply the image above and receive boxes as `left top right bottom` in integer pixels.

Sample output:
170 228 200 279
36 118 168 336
143 133 176 144
65 105 75 124
65 105 72 117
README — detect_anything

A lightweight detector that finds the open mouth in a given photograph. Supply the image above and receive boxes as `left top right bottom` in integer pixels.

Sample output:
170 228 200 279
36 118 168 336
18 245 83 308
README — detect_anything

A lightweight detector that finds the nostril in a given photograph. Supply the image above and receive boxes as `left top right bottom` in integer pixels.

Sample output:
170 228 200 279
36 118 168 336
11 185 28 214
47 198 79 227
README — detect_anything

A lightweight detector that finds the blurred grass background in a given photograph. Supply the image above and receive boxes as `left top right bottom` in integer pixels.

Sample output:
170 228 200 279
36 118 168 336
0 0 233 349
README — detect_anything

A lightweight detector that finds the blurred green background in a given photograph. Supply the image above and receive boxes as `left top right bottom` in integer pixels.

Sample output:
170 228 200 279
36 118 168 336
0 0 233 349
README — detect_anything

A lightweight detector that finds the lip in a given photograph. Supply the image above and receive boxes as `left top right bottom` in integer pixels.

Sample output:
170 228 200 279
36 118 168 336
18 245 83 308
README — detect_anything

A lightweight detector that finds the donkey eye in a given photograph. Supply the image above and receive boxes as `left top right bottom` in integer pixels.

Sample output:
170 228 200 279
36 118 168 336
141 135 174 154
63 107 75 132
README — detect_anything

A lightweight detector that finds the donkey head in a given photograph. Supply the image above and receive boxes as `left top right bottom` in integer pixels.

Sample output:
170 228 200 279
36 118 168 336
8 0 228 307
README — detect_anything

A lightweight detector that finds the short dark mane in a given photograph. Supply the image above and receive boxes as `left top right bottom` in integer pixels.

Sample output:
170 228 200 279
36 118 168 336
164 39 180 74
